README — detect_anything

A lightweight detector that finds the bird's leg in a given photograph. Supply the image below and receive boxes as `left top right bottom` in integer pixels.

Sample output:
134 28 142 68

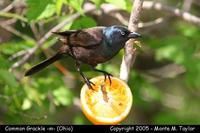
69 46 76 58
70 47 95 89
92 67 113 85
76 62 95 90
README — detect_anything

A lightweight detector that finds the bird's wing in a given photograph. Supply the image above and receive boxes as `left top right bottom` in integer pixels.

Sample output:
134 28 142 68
52 30 77 36
53 27 105 48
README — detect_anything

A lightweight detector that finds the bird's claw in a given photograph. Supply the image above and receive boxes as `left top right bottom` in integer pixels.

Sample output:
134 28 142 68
93 68 113 86
103 72 113 85
85 79 95 90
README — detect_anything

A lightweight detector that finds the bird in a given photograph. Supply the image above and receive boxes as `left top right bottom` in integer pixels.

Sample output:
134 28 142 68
25 25 141 89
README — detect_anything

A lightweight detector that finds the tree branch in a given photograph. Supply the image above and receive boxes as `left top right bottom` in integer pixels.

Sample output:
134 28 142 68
138 17 164 28
0 12 27 22
1 2 14 12
143 1 200 26
100 2 200 27
120 0 143 82
0 24 34 41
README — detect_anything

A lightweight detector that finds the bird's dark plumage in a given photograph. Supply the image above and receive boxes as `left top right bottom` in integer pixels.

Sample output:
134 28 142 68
25 53 63 76
52 27 104 47
25 25 141 89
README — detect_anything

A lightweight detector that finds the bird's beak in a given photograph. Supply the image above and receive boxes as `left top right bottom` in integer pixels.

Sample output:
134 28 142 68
128 32 141 39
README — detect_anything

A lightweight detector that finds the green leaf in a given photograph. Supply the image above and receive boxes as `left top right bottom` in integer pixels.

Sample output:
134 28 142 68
142 82 162 102
56 0 64 15
184 58 200 88
43 38 58 49
90 0 104 8
105 0 132 11
0 40 34 55
39 4 56 20
70 16 97 29
26 0 56 21
66 0 84 14
73 115 85 124
155 36 188 64
156 44 185 64
24 85 43 106
22 98 32 110
0 69 18 88
154 112 200 124
106 0 126 9
147 34 200 88
129 71 152 108
176 22 200 39
0 57 10 69
53 87 73 106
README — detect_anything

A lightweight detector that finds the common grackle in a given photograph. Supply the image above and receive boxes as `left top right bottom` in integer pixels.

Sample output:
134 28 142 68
25 25 141 89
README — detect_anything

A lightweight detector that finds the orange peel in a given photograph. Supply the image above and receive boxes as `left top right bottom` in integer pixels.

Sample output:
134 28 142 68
80 76 133 125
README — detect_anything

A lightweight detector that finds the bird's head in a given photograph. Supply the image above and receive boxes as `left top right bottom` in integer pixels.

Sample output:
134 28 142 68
103 25 141 48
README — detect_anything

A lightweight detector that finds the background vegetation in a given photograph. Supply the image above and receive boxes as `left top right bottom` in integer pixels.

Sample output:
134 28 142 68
0 0 200 124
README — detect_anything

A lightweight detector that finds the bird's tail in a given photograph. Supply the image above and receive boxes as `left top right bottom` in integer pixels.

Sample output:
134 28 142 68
25 52 64 76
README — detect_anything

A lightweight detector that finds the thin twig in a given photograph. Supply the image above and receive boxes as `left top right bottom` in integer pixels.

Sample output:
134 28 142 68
11 3 96 70
29 22 75 78
100 2 200 27
0 24 34 42
116 6 165 29
0 24 35 60
0 11 27 22
115 13 129 26
1 1 14 12
1 18 17 26
30 22 41 40
115 13 164 28
9 50 27 60
143 1 200 26
2 18 73 77
120 0 143 82
138 17 164 28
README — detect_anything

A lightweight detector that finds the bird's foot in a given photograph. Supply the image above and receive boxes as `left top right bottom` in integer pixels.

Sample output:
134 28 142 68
76 61 95 90
103 71 113 85
84 78 95 90
93 68 113 85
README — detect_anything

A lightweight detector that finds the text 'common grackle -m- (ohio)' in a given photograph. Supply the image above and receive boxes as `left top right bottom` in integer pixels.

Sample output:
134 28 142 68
25 25 141 89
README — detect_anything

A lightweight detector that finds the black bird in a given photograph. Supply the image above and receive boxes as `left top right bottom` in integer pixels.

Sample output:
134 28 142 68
25 25 141 89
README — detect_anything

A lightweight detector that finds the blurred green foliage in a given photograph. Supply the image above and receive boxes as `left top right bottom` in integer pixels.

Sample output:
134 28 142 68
27 0 56 21
0 0 200 124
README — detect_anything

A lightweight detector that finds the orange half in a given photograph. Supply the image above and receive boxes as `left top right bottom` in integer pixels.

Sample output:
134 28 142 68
80 76 133 125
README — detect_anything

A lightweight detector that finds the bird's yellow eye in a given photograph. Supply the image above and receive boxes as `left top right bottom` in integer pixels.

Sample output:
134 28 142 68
120 31 125 36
